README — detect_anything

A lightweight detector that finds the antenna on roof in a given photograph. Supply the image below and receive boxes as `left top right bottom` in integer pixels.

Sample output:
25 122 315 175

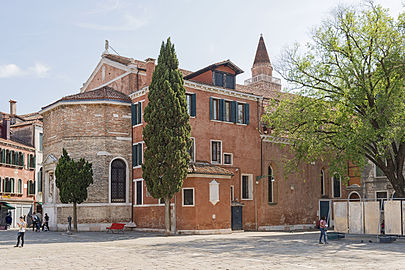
103 40 121 56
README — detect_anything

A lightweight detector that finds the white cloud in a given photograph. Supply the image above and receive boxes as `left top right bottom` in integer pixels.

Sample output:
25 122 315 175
0 63 50 79
0 64 23 78
29 63 50 78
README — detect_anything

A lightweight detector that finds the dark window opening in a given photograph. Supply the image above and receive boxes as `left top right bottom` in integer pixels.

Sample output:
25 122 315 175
111 159 126 203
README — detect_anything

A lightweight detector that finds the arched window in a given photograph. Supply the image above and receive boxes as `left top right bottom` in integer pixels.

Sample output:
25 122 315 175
268 166 274 203
332 174 341 198
349 191 360 200
17 179 22 194
320 170 325 196
111 159 126 203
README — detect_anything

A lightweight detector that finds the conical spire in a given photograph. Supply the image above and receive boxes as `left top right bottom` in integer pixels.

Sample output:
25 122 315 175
253 34 271 65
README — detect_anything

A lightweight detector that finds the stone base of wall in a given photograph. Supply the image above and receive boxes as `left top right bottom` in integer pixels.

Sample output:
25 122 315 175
56 222 114 232
177 228 232 235
258 224 316 232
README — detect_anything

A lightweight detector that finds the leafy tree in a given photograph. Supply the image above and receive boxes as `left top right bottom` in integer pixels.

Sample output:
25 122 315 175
55 149 94 231
142 38 192 234
264 3 405 196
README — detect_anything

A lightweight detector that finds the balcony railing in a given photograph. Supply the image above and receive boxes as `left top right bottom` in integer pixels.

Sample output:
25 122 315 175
244 74 281 85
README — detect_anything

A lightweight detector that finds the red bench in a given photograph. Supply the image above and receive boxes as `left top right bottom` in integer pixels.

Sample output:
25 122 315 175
106 223 126 233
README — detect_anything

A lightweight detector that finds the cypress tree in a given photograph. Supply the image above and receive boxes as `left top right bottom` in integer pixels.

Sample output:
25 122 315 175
142 38 191 235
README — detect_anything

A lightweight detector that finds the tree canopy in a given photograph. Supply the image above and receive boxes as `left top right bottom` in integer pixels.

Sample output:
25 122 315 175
142 38 192 234
264 3 405 196
55 148 93 231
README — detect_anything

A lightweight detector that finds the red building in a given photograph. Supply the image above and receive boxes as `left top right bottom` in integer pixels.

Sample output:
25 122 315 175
42 36 346 232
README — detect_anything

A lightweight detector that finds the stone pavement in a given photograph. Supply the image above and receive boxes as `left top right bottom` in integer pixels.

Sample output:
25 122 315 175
1 229 404 269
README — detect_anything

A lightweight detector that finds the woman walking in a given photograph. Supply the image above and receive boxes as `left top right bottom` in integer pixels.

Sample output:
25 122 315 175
319 216 327 244
14 216 26 248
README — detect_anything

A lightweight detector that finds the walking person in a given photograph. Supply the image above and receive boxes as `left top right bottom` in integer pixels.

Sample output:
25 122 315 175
42 213 50 231
5 212 12 229
319 216 328 244
14 216 26 248
31 212 37 232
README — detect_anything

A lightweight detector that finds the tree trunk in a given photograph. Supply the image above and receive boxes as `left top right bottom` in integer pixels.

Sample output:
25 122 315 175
164 197 171 235
171 196 176 234
73 202 78 232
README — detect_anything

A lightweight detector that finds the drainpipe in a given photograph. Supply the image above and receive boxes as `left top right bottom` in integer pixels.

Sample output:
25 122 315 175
255 98 264 231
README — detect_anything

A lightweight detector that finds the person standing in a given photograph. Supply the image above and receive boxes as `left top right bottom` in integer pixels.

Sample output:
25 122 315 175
319 216 327 244
31 212 37 232
42 213 50 231
14 216 26 248
5 212 12 229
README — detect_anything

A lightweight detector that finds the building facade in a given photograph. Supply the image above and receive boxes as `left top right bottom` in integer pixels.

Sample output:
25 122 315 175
41 36 348 232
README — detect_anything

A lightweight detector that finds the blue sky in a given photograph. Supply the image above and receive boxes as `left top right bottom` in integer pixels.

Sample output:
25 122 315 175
0 0 403 114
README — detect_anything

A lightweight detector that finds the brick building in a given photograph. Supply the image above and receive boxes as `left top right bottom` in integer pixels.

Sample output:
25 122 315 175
41 36 348 232
0 113 36 229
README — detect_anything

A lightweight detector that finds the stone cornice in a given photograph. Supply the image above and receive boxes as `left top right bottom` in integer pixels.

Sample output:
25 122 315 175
261 135 293 145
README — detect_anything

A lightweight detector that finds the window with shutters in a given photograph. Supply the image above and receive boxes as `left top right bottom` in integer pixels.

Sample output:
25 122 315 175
214 72 224 87
241 174 253 200
213 71 236 89
182 188 194 206
132 143 143 167
135 179 143 205
332 173 341 198
111 159 126 203
212 98 219 120
186 93 196 117
131 102 143 126
211 141 222 164
224 101 231 122
188 137 195 162
210 97 249 125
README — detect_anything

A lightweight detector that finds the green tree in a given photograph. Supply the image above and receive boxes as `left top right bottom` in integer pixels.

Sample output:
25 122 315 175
142 38 192 234
264 3 405 196
55 149 94 231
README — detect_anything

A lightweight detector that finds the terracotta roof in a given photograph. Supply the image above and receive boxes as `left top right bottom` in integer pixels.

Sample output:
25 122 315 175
61 86 131 103
188 161 234 176
41 86 131 111
253 35 271 65
184 60 244 80
11 119 43 128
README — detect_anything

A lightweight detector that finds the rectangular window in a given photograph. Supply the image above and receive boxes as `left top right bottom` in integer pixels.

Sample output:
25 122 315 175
212 99 219 120
268 166 274 203
376 191 388 210
224 101 231 122
230 185 234 202
241 174 253 200
186 93 196 117
333 174 341 198
188 137 195 162
214 72 224 87
182 188 194 206
211 141 222 164
39 133 43 151
135 180 143 205
131 102 142 126
375 165 385 177
132 143 143 167
321 170 325 196
225 74 235 89
237 103 244 124
224 153 232 165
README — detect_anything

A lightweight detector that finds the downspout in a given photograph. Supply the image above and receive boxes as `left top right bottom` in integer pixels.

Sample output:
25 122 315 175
255 98 263 231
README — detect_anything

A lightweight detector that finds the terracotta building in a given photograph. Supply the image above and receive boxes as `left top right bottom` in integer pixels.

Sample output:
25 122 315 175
41 36 347 232
0 113 36 229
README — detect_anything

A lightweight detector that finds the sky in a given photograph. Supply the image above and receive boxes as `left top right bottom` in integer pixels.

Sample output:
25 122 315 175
0 0 403 115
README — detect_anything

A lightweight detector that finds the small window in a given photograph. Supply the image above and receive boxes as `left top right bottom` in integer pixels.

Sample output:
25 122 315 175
183 188 194 206
211 141 222 164
188 138 195 162
241 174 253 200
224 153 232 165
225 74 235 89
132 143 143 167
135 180 143 205
230 185 235 201
375 165 385 178
186 93 196 117
376 191 388 210
17 179 22 194
212 99 219 120
224 101 231 122
332 174 341 198
214 72 224 87
131 102 142 126
321 170 325 196
268 166 274 203
39 133 43 151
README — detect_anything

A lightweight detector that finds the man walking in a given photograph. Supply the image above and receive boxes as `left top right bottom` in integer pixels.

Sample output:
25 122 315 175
14 216 26 248
42 213 50 231
5 212 12 229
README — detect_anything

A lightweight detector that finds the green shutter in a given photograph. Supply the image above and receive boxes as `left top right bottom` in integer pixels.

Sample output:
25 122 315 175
137 102 142 124
138 143 142 165
230 101 237 123
132 144 137 167
244 103 250 125
22 153 24 167
219 99 225 121
209 97 213 120
191 94 196 117
131 103 137 126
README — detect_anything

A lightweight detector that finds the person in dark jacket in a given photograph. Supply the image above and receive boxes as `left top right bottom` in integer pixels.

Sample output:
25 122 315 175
5 212 12 229
42 213 50 231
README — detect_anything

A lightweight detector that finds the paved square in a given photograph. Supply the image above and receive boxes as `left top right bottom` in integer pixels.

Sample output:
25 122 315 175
1 230 404 269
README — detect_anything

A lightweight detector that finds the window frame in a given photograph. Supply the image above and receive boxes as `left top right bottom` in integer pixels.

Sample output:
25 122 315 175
189 137 196 162
135 179 143 205
182 188 195 207
241 174 253 200
230 185 235 202
321 169 325 196
132 142 144 168
212 98 220 120
374 164 386 178
210 140 222 164
223 153 233 165
268 166 274 203
332 173 341 198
